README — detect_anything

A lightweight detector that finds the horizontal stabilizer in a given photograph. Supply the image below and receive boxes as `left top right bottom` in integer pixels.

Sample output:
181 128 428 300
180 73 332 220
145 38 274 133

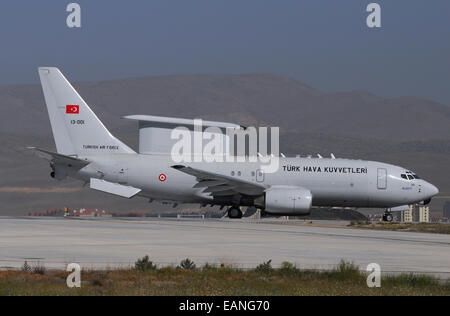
90 178 141 198
27 147 90 169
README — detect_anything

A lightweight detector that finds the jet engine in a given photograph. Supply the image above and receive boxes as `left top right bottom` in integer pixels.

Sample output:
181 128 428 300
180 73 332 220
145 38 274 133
263 186 312 215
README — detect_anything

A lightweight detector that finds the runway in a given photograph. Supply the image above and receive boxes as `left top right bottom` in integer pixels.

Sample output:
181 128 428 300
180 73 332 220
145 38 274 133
0 217 449 277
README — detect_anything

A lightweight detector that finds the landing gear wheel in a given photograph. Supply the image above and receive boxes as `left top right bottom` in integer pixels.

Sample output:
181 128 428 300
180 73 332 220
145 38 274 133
243 206 258 218
382 210 393 222
228 207 243 219
385 214 393 222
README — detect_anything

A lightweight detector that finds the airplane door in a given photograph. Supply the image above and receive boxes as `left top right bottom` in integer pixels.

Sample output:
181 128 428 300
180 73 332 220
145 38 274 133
118 168 128 184
114 165 129 184
256 169 264 183
377 168 387 190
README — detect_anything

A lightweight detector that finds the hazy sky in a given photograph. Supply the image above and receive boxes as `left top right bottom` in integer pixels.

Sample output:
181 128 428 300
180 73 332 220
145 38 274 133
1 0 449 105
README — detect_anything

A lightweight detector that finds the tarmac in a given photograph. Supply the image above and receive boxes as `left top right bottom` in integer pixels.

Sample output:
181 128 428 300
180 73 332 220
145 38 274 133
0 217 449 277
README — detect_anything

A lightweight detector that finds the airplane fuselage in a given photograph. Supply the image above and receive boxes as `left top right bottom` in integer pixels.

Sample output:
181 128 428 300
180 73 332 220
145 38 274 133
71 154 438 210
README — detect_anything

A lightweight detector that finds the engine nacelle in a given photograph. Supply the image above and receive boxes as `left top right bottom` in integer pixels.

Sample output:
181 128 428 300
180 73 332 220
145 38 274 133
264 186 312 215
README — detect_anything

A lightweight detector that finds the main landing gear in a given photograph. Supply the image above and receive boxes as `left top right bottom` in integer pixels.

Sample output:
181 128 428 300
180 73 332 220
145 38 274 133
227 207 243 219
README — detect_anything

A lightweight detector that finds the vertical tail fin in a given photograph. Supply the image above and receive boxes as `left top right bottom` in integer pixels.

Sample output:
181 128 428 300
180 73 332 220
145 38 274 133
38 67 135 156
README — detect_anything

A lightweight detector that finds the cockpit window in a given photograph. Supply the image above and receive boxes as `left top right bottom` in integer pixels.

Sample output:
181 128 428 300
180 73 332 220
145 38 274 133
401 172 420 180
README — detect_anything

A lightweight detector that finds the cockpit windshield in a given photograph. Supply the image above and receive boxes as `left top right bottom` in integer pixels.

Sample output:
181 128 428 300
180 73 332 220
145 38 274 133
401 171 420 180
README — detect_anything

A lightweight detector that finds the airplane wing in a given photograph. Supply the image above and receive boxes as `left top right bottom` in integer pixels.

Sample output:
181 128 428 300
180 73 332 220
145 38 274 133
27 147 90 169
172 165 266 197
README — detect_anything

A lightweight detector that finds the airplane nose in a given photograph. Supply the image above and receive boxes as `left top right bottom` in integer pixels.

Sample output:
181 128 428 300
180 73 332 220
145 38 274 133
428 183 439 197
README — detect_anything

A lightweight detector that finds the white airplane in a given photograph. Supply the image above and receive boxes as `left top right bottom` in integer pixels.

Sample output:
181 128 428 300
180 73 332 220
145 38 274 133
30 67 439 219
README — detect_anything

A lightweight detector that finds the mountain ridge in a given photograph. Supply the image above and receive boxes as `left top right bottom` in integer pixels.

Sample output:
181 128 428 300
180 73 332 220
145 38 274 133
1 73 450 140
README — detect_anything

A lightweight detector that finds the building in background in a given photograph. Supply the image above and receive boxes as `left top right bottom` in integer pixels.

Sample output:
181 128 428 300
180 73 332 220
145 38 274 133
71 209 112 217
444 201 450 219
28 208 111 218
418 206 430 223
401 207 413 223
400 204 430 223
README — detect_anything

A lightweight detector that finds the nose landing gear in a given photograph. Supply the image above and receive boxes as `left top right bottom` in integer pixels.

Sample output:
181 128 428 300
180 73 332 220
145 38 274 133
382 210 393 222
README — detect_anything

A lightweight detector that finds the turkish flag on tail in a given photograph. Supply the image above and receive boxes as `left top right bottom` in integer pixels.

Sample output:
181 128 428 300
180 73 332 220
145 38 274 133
66 105 79 114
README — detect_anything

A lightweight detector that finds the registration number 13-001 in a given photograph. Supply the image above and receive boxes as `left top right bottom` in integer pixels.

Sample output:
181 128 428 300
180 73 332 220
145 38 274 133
70 120 85 125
